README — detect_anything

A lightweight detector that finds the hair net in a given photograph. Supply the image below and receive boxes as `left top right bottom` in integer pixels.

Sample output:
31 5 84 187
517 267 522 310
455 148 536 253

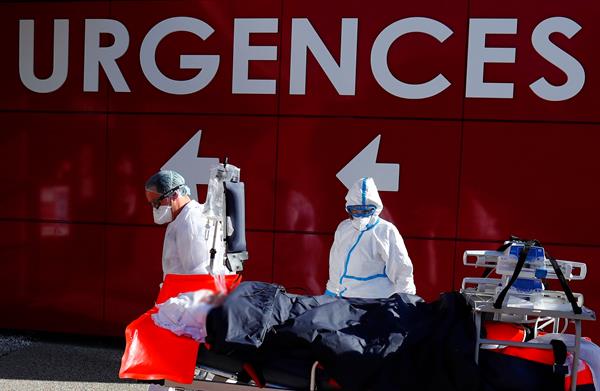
145 170 191 197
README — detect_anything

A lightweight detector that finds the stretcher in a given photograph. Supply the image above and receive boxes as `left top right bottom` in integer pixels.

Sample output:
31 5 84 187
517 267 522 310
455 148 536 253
123 277 598 391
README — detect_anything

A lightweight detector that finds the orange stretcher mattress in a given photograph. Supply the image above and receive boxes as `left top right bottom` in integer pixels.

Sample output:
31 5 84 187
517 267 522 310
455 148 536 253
119 273 241 384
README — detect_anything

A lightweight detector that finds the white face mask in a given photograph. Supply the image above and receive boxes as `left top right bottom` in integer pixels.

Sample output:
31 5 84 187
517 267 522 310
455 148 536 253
351 216 373 231
153 205 173 225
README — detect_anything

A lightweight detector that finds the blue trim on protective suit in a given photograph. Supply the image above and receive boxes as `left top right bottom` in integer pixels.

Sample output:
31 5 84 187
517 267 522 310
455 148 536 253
361 177 367 206
324 289 336 297
364 217 380 231
344 266 387 281
338 218 384 295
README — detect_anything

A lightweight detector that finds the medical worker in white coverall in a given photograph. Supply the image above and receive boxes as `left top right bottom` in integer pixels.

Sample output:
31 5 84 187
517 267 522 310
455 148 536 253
325 177 416 298
144 170 232 279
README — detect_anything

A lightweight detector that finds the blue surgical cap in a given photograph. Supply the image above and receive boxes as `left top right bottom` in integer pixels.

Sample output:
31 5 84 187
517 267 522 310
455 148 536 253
145 170 191 197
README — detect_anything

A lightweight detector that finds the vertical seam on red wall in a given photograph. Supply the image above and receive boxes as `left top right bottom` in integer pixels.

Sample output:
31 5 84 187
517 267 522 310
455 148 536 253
452 0 472 290
100 0 113 330
269 0 285 282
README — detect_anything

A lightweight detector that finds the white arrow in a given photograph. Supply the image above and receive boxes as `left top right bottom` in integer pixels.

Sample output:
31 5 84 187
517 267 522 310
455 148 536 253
336 134 400 191
161 130 219 201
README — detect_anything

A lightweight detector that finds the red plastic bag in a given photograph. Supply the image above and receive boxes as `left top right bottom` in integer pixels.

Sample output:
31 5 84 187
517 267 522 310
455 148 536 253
119 274 241 384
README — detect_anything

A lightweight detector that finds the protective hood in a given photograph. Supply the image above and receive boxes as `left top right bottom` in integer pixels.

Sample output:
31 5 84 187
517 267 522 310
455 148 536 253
345 177 383 216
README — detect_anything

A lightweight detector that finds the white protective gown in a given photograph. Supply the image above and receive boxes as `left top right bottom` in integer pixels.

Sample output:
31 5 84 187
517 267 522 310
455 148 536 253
325 178 416 298
162 200 233 278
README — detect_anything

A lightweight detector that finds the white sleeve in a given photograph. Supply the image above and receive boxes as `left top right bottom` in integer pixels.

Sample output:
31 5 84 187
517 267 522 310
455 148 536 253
326 222 345 293
328 224 342 265
382 225 416 295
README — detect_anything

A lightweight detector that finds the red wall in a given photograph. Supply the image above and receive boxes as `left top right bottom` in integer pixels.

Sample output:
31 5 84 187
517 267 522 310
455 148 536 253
0 0 599 340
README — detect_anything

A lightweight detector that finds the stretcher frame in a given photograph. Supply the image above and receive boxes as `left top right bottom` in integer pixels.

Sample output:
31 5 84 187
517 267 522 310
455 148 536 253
163 361 321 390
464 292 596 391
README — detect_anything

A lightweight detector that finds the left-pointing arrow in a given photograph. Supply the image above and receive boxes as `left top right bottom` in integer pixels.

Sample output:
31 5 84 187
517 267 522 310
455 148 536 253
161 130 219 201
336 134 400 192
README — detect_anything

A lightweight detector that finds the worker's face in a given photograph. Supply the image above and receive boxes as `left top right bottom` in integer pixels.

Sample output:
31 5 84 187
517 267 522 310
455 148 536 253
145 188 173 210
346 205 376 219
146 188 178 225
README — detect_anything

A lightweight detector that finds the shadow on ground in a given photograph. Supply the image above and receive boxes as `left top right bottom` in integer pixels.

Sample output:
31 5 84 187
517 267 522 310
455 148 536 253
0 329 139 384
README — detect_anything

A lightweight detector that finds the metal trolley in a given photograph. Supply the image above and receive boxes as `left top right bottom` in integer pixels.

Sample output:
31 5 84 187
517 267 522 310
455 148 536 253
461 237 596 391
464 293 595 391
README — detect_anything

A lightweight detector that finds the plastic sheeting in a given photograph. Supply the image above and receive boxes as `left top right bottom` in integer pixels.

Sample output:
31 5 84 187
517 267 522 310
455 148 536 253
151 289 215 341
203 163 240 220
119 273 240 384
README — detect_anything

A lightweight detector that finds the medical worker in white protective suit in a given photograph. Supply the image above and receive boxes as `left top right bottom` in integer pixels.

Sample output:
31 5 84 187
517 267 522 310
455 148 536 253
145 170 233 278
325 177 416 298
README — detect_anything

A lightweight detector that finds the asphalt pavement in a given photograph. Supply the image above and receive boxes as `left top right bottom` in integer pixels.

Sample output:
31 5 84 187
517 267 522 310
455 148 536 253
0 330 149 391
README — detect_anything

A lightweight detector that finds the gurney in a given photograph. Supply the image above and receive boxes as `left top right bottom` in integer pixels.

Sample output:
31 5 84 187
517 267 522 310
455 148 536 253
122 277 599 391
122 282 597 390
